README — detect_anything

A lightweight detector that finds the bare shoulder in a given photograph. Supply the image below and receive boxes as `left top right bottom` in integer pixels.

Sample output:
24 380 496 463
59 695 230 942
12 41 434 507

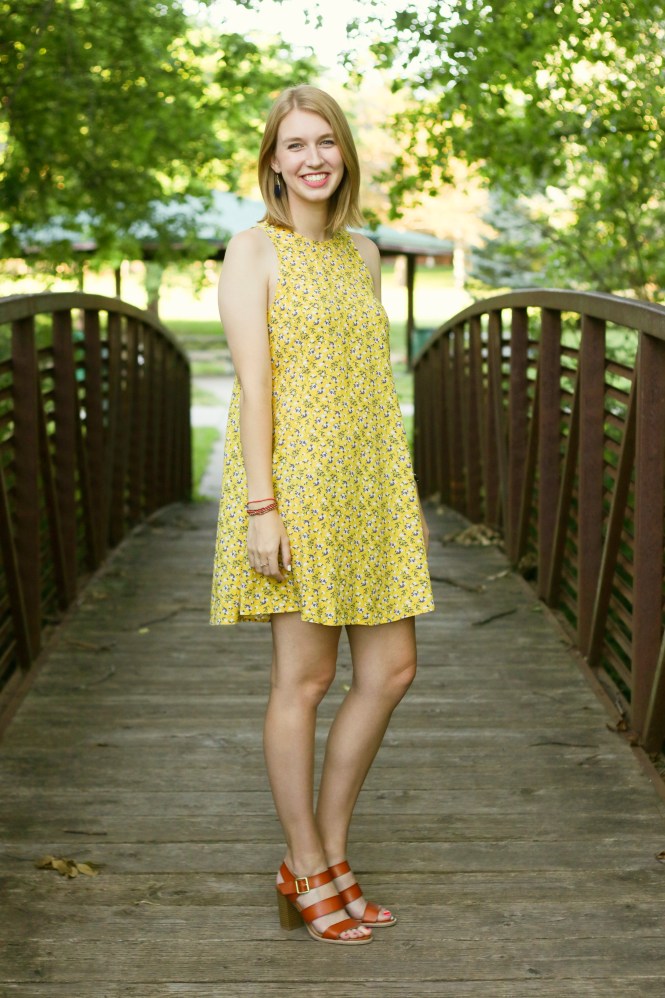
223 226 272 267
349 231 380 268
219 227 276 303
349 231 381 296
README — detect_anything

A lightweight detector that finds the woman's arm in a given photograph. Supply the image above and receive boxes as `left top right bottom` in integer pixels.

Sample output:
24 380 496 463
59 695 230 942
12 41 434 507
218 229 291 581
350 232 382 299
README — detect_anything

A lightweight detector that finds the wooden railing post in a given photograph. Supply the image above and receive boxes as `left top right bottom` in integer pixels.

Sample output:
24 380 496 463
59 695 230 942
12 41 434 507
11 316 41 659
439 336 452 506
83 308 107 565
487 310 507 529
588 382 636 667
52 309 79 601
577 315 606 654
450 325 466 512
632 333 665 736
466 317 484 522
506 308 529 561
537 309 562 601
132 323 149 518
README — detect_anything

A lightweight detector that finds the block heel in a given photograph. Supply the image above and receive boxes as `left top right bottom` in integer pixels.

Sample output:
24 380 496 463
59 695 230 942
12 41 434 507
276 887 304 930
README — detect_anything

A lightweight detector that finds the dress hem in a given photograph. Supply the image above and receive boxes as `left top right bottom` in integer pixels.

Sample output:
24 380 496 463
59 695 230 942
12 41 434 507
209 603 435 627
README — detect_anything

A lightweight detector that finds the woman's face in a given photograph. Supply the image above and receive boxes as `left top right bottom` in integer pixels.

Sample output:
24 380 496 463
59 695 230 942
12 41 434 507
271 108 345 209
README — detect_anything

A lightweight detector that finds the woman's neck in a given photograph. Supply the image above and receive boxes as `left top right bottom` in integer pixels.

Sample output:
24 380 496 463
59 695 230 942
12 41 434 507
288 201 330 243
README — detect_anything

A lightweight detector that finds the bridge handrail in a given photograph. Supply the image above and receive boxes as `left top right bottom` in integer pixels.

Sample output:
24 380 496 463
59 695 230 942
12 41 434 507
413 288 665 752
0 292 191 729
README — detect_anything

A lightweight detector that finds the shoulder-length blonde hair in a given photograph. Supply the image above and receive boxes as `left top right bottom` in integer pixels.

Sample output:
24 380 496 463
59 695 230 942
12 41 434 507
258 86 364 235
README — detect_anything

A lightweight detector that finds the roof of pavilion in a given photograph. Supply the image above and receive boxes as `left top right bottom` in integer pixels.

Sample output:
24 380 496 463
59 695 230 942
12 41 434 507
16 191 453 260
191 192 453 257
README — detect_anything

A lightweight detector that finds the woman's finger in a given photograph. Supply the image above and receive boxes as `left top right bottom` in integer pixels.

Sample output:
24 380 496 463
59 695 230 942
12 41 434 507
280 532 292 572
266 553 284 582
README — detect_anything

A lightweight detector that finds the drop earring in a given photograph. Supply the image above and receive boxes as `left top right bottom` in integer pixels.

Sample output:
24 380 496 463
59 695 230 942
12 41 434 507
274 172 282 198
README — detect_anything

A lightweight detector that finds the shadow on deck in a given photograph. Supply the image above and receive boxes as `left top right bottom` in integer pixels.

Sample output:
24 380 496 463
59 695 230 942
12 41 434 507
1 500 664 996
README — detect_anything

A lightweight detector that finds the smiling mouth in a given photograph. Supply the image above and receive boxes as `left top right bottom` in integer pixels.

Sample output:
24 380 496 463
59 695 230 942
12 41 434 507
300 173 329 187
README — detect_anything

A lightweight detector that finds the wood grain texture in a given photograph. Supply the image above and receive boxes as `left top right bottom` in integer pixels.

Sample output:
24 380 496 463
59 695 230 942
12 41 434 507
1 500 664 995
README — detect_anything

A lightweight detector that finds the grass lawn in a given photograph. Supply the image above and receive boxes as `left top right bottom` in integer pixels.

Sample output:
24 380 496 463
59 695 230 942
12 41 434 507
192 426 220 500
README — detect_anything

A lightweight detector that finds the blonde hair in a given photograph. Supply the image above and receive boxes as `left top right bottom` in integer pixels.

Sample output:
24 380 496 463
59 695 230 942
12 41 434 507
258 86 364 235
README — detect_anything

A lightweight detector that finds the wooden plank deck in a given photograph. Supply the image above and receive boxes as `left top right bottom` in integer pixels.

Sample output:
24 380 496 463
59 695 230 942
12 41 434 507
1 499 664 996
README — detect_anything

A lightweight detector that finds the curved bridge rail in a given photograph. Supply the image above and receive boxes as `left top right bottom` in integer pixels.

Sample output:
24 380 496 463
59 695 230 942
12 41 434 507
414 290 665 752
0 293 191 725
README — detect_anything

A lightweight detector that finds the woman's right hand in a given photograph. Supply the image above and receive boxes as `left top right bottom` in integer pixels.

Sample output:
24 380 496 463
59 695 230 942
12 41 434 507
247 510 292 582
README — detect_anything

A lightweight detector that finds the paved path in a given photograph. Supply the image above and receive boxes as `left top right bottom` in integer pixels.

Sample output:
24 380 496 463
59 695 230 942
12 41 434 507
1 500 664 996
191 375 235 500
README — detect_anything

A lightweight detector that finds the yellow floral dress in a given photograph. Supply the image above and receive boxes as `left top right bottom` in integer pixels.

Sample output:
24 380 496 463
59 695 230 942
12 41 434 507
210 222 434 626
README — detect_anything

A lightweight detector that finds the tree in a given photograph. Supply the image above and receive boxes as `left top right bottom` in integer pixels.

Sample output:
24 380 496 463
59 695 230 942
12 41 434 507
0 1 316 264
352 0 665 298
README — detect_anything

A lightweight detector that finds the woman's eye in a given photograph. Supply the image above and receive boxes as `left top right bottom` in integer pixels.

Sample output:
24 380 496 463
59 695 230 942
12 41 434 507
321 139 335 146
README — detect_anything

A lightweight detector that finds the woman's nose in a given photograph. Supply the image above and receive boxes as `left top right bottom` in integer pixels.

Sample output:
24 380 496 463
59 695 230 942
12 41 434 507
305 146 324 166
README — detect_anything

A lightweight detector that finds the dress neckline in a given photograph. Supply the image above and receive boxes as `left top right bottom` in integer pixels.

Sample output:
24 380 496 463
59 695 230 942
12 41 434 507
267 223 344 246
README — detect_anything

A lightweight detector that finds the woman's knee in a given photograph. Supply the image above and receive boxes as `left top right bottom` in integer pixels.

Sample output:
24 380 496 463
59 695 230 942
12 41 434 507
300 663 337 705
354 653 416 704
270 613 341 705
385 655 417 701
271 657 336 706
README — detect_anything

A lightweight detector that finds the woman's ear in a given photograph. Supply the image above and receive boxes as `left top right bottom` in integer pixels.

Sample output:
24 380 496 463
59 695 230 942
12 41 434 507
271 157 281 173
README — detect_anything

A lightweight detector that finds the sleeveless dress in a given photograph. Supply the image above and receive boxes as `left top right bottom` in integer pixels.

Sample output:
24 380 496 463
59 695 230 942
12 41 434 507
210 222 434 626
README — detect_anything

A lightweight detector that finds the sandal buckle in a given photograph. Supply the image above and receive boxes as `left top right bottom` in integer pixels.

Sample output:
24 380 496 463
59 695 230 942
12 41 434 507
295 876 310 894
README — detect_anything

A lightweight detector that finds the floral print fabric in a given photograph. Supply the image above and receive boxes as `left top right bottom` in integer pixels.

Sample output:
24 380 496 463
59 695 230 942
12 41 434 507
210 223 434 626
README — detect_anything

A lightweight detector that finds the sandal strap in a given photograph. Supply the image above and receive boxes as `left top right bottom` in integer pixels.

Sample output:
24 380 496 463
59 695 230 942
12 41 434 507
359 900 382 923
329 860 364 906
298 895 346 923
338 881 363 905
328 860 351 878
321 917 365 941
277 863 332 897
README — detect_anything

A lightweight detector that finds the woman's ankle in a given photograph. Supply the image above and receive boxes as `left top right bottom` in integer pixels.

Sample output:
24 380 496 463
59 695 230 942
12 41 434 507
322 845 348 869
283 848 328 877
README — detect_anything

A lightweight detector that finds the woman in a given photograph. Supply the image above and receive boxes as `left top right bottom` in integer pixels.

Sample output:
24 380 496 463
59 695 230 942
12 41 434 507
211 85 434 945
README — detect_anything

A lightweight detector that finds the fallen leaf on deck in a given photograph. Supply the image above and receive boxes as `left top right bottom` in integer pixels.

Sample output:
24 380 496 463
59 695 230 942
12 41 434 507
36 855 100 877
655 850 665 863
443 524 502 546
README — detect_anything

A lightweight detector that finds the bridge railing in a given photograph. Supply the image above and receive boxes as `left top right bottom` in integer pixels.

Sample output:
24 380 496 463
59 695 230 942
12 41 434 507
0 293 191 727
414 290 665 752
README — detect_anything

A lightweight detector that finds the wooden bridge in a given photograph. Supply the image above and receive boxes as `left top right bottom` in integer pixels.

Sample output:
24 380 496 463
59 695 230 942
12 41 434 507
0 291 664 995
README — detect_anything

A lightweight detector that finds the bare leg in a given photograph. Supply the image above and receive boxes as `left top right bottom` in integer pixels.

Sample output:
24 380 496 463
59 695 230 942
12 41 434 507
265 612 370 940
316 616 417 920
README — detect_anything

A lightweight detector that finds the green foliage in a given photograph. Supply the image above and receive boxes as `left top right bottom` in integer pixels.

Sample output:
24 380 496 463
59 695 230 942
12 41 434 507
1 0 213 258
0 1 316 264
469 189 550 290
354 0 665 298
211 33 317 192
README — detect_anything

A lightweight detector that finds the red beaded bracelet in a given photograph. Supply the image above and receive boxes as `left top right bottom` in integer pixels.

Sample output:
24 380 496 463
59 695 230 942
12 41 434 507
246 497 275 506
247 502 278 516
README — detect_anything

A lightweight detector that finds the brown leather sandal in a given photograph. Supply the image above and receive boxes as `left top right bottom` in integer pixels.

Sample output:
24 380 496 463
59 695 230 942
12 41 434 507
328 860 397 927
276 862 373 945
